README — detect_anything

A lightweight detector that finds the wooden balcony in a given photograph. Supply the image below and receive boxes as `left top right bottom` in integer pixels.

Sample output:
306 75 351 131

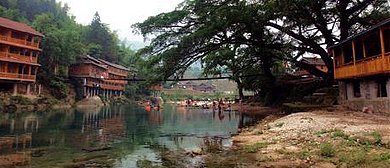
0 72 36 81
0 34 39 49
334 54 390 79
0 51 38 64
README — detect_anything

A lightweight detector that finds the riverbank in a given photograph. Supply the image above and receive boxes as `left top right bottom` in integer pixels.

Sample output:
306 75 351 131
203 106 390 167
0 92 132 113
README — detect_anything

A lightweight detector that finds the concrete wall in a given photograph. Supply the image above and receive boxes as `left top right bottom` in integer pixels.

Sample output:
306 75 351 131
339 78 390 114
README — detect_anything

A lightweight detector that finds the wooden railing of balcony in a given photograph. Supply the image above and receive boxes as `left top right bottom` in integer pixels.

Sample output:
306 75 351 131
0 34 39 48
0 51 38 63
0 72 36 81
86 81 124 91
334 54 390 79
106 79 127 85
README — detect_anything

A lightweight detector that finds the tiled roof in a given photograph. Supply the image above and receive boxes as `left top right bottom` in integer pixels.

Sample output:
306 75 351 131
301 57 326 66
0 17 43 37
98 59 130 71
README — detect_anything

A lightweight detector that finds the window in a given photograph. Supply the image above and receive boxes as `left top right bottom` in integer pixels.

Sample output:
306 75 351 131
343 43 353 64
364 30 381 57
334 48 342 67
31 67 36 75
27 35 33 42
20 48 24 56
378 79 388 97
384 29 390 53
33 36 39 43
23 66 28 74
25 50 31 56
9 47 19 54
353 82 361 98
0 62 5 72
354 40 364 60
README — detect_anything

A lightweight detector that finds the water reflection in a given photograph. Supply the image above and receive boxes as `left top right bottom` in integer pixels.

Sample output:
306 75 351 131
0 104 267 167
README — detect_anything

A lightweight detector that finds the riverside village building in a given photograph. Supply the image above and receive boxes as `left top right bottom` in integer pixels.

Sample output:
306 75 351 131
329 18 390 113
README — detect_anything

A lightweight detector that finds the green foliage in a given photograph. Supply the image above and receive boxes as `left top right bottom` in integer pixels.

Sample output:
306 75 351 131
242 142 268 153
124 83 150 100
364 131 382 145
379 153 390 161
320 143 335 157
10 96 32 105
49 76 69 99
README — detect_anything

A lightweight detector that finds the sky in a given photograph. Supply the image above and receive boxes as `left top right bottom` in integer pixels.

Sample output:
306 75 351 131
57 0 184 43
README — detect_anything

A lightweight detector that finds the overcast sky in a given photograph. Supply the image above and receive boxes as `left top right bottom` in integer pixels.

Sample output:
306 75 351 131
57 0 183 42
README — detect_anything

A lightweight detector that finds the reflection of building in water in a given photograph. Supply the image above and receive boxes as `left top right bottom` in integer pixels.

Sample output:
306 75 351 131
80 106 126 147
0 113 39 167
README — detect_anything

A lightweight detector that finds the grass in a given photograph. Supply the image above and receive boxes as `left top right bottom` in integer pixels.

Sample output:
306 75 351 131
379 153 390 161
364 131 382 145
242 142 268 153
320 143 335 157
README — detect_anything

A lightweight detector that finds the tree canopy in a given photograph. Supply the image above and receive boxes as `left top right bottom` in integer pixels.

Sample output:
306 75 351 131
135 0 390 77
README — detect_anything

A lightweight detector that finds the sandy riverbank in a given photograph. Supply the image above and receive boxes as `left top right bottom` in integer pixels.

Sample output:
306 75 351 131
203 106 390 167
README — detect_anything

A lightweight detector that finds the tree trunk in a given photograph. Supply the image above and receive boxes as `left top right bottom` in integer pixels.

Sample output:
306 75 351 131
235 78 244 100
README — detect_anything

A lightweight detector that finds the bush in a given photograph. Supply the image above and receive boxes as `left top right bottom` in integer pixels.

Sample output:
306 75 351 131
321 143 335 157
10 96 32 105
49 76 69 99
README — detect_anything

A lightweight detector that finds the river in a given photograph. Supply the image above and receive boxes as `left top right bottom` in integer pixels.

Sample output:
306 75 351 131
0 104 267 167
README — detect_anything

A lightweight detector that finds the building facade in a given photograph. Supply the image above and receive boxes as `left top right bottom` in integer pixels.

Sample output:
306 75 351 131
69 55 129 99
329 18 390 113
0 17 43 95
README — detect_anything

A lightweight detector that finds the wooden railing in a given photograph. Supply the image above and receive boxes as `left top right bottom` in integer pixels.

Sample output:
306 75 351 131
86 81 124 91
0 72 36 81
0 51 38 63
335 55 390 79
0 35 39 48
106 79 127 85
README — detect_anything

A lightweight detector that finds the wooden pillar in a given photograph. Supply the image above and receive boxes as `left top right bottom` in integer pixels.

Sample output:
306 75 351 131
352 41 356 65
24 34 28 45
5 62 8 73
380 28 386 59
28 65 31 75
362 41 367 58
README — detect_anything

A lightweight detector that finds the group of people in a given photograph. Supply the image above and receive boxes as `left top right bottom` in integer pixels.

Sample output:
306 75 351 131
185 98 232 112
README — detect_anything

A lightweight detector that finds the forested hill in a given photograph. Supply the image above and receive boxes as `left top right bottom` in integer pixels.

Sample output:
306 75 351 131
0 0 137 82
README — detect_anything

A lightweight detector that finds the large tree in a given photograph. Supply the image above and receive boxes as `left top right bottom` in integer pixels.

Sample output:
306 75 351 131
134 0 287 94
87 12 119 62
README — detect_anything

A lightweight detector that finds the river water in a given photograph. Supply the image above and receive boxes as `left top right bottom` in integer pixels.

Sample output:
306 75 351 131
0 104 267 167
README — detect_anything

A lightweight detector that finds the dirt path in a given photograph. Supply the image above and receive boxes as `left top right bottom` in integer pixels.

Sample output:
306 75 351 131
205 107 390 168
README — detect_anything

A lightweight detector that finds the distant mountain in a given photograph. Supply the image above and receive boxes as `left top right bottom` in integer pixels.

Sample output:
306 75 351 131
123 40 149 50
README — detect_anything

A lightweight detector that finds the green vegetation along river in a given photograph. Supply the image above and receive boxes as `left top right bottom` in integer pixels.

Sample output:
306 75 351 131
0 104 267 167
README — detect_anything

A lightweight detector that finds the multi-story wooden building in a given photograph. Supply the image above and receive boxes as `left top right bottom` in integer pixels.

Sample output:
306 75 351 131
329 18 390 113
0 17 43 95
69 55 129 99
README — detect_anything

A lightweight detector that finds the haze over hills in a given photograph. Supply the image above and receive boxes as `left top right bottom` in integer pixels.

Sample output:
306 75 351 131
122 39 149 50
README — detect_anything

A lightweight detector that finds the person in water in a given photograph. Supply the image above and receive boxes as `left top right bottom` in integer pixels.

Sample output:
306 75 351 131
218 98 224 112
